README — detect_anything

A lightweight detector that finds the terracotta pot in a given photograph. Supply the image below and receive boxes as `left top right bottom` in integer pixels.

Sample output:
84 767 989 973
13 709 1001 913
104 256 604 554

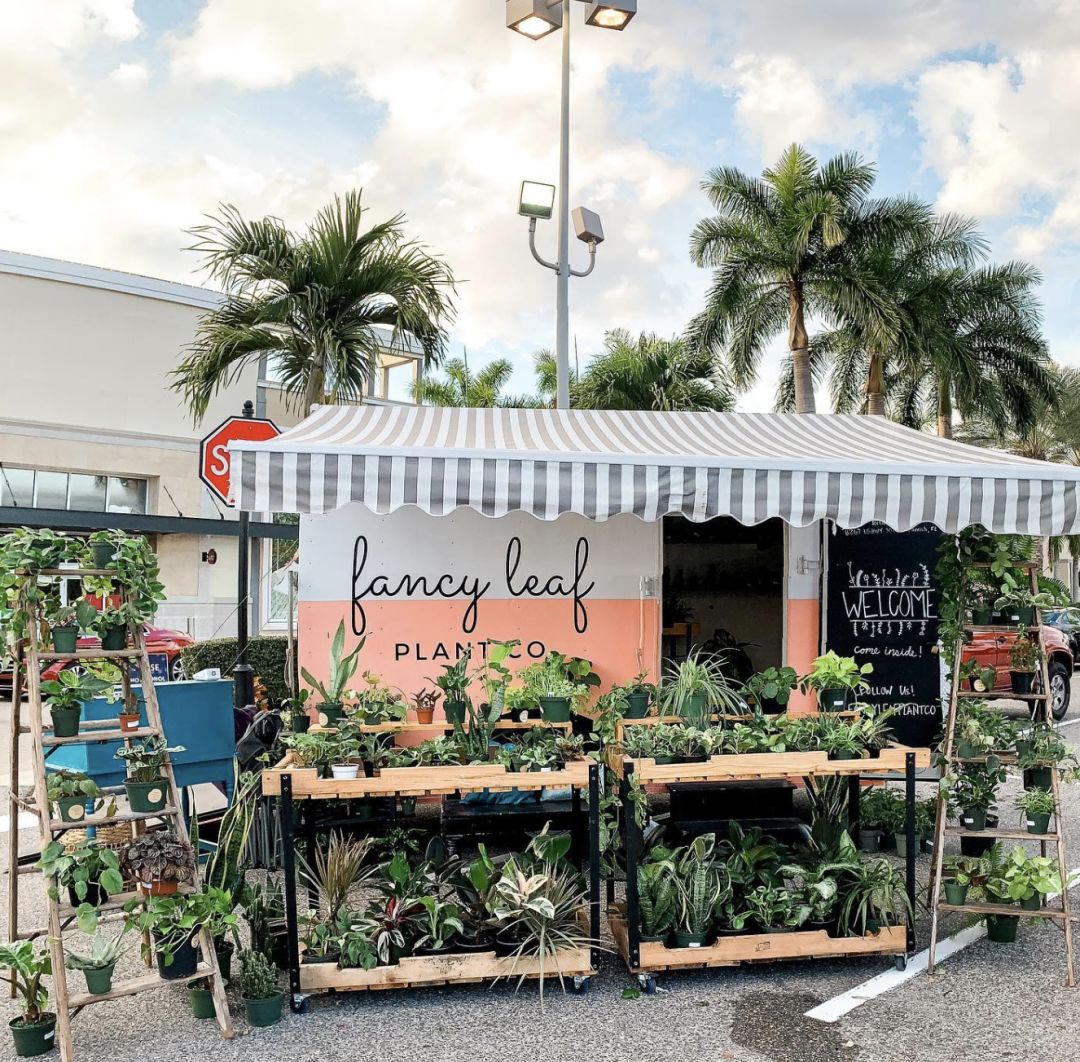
414 707 435 725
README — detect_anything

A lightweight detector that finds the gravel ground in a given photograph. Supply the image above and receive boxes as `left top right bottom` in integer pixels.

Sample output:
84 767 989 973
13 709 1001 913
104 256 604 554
2 695 1079 1061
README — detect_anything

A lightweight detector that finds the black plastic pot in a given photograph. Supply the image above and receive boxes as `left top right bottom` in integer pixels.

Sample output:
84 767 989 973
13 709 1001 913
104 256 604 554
624 691 650 719
317 703 343 727
50 626 78 654
1024 767 1053 791
49 705 81 739
986 914 1019 943
444 700 467 725
817 689 847 712
244 994 284 1028
215 938 234 982
101 627 126 651
857 828 881 853
1010 671 1036 695
960 808 987 831
539 696 572 723
971 606 994 625
156 932 199 980
9 1014 57 1058
67 882 103 909
90 542 116 569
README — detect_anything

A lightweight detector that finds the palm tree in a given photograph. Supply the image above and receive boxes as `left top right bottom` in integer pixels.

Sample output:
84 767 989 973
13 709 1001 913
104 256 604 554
880 262 1054 438
410 353 540 407
172 190 457 419
569 330 734 412
688 144 926 413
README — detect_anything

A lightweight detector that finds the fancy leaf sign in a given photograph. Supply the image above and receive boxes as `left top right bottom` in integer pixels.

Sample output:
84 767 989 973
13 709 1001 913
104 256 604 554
826 522 944 747
302 503 661 694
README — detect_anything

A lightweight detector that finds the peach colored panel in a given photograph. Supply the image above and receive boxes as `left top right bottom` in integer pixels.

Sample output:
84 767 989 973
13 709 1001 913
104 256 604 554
299 598 661 712
785 597 821 716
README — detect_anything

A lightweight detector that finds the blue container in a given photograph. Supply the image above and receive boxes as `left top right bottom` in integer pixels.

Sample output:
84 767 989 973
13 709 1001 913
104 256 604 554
47 680 235 799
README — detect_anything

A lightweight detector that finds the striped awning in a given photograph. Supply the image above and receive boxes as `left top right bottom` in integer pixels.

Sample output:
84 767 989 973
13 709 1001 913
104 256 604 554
229 405 1080 534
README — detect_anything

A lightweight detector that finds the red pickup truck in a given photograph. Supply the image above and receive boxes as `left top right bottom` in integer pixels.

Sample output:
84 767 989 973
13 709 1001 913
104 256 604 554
962 625 1073 720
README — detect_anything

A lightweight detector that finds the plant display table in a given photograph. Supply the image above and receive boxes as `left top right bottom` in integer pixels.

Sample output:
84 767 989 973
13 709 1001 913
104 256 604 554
262 758 601 1008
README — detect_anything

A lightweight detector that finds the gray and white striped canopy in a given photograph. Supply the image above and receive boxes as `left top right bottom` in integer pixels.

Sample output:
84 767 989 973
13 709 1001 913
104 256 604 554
229 405 1080 533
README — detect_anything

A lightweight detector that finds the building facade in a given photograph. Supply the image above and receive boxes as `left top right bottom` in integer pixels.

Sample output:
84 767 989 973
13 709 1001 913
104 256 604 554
0 250 421 639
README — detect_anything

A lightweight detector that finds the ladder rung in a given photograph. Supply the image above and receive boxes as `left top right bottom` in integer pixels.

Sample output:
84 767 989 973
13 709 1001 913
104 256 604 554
49 806 176 832
944 826 1060 841
66 963 216 1009
939 900 1065 918
36 649 141 662
963 625 1046 634
35 568 117 577
43 726 159 747
9 794 41 815
56 886 194 921
46 718 144 733
955 691 1048 700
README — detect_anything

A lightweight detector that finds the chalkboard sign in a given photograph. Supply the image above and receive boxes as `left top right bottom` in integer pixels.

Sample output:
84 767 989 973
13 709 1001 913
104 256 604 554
825 522 944 748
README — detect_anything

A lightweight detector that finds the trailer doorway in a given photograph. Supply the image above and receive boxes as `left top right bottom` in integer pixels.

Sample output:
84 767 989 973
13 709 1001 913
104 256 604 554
661 515 784 680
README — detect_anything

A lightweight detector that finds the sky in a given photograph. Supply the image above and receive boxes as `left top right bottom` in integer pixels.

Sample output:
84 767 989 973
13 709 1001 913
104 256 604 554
3 0 1080 410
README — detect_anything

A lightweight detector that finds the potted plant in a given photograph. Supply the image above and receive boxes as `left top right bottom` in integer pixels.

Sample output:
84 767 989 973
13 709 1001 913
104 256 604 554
819 718 866 761
623 671 656 718
37 839 124 915
93 605 128 651
188 978 217 1020
0 942 54 1058
799 652 873 712
1016 724 1077 790
993 579 1059 626
87 529 119 570
743 666 799 714
670 836 726 947
123 832 195 897
238 949 284 1028
1016 787 1055 835
954 700 1000 759
431 649 472 724
63 931 126 995
959 657 997 694
45 769 111 824
411 688 440 725
837 857 911 936
117 690 143 733
124 887 238 979
637 860 677 944
44 599 80 654
412 896 464 955
300 620 365 727
519 652 590 723
283 690 311 734
941 855 979 905
946 761 1005 832
114 736 185 812
39 664 119 739
348 672 408 724
326 729 362 780
658 651 744 725
733 883 810 934
1007 626 1040 695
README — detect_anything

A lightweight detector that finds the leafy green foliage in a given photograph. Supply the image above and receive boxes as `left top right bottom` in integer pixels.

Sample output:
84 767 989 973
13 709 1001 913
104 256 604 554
181 635 291 705
0 941 51 1023
300 620 365 705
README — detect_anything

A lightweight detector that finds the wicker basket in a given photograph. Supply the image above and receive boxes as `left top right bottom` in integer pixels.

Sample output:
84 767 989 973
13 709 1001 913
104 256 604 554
61 821 134 852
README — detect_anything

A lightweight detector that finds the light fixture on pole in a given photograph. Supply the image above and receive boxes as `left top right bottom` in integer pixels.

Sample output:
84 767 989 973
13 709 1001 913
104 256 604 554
518 181 556 220
584 1 636 29
505 0 637 410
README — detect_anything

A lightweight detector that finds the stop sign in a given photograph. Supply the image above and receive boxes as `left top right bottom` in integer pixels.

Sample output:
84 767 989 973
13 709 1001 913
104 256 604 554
199 415 280 505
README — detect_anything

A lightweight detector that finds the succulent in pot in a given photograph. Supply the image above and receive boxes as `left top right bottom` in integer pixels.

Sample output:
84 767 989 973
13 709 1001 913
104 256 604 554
40 662 120 739
299 619 365 726
117 690 143 733
238 949 284 1027
0 941 55 1058
115 736 185 812
64 931 127 996
123 832 196 897
410 687 441 725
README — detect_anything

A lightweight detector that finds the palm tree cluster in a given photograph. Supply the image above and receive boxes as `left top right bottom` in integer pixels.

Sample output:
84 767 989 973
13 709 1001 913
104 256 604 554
688 143 1055 436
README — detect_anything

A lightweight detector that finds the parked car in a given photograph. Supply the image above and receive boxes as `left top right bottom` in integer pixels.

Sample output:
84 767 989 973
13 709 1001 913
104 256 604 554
963 624 1072 720
0 626 193 694
1043 607 1080 660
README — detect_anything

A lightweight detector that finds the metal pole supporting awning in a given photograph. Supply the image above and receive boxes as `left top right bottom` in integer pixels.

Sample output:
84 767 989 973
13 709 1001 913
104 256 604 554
228 406 1080 535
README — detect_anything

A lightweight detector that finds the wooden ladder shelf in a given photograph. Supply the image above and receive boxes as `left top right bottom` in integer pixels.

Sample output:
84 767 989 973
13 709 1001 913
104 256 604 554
926 561 1076 985
5 568 233 1060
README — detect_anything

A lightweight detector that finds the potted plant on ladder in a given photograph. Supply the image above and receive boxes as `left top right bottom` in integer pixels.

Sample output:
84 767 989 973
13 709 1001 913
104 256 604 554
1007 626 1040 696
39 662 120 739
114 736 185 813
0 942 55 1058
63 932 127 996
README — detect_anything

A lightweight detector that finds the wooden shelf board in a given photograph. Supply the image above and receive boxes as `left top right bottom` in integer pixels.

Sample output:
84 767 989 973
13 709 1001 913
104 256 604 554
35 568 117 577
36 649 140 662
310 720 573 735
49 807 176 832
43 727 158 747
955 691 1047 701
938 901 1064 919
66 963 215 1009
943 826 1059 841
56 887 193 922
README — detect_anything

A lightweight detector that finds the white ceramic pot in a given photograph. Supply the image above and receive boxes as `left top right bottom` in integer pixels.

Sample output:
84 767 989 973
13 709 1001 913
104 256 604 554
330 764 359 780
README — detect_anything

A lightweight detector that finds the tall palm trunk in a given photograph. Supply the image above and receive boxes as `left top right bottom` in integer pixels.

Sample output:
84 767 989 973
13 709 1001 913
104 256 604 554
865 351 885 416
302 354 326 417
788 284 816 414
936 381 953 438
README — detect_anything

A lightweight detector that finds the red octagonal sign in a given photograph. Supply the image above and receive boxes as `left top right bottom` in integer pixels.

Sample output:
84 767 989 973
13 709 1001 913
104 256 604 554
199 416 280 506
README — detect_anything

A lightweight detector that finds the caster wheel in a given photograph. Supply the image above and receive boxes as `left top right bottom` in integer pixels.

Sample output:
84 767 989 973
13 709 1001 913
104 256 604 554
637 974 657 995
290 995 310 1014
894 956 908 972
571 976 591 995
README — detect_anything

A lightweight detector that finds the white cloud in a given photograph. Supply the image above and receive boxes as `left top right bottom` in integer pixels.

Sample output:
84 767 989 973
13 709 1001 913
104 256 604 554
108 61 148 86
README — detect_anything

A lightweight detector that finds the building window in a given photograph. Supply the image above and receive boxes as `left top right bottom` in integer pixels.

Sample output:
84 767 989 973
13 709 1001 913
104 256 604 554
263 514 299 629
0 466 147 514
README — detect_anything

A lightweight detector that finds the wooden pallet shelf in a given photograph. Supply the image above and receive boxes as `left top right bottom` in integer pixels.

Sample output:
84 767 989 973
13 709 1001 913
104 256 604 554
608 908 906 973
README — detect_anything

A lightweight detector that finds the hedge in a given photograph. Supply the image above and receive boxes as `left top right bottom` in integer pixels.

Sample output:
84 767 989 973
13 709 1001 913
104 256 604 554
181 636 292 706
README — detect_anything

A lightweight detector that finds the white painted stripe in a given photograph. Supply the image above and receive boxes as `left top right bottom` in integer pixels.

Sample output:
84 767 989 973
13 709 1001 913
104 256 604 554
806 865 1080 1024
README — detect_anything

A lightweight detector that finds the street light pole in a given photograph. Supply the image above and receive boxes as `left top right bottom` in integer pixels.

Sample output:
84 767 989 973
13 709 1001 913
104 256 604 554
555 0 572 410
234 399 254 709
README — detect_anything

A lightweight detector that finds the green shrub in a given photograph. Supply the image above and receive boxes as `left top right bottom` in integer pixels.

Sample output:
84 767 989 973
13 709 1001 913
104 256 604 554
181 636 291 706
